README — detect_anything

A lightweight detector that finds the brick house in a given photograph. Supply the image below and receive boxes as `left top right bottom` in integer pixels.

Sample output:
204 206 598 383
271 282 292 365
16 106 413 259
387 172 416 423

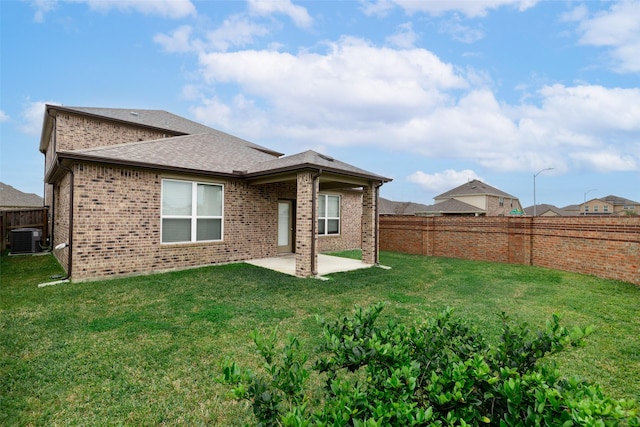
414 179 523 217
40 105 390 281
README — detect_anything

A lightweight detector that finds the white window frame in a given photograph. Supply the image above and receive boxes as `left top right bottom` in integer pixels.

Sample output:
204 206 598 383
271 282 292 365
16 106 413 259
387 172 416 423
318 194 341 236
161 179 224 244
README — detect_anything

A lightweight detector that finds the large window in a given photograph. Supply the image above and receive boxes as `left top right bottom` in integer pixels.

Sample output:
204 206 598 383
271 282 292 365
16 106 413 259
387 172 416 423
161 179 223 243
318 194 340 235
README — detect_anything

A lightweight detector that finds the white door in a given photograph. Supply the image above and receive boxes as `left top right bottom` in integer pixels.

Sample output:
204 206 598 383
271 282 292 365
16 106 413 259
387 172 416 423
277 201 293 253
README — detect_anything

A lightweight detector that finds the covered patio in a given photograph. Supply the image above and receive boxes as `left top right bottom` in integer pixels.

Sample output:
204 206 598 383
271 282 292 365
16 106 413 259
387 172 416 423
246 253 376 278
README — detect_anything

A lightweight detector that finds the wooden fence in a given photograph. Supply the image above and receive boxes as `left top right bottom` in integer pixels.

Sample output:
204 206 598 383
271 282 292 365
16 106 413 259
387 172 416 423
0 208 49 252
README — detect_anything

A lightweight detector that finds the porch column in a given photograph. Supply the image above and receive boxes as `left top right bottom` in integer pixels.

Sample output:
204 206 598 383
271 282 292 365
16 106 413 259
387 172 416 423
361 181 377 265
295 171 317 277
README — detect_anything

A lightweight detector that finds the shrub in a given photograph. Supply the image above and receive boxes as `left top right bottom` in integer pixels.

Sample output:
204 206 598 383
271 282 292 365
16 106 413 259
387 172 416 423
220 304 639 426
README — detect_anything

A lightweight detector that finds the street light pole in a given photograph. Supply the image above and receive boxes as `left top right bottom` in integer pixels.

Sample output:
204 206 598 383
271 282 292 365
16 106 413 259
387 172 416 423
533 167 554 217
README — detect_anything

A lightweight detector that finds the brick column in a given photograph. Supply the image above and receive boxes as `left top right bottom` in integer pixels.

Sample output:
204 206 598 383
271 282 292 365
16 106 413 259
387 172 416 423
361 182 376 265
295 171 316 277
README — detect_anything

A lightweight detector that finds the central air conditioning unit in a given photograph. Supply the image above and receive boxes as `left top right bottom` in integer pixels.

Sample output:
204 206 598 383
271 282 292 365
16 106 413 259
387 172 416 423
10 228 43 254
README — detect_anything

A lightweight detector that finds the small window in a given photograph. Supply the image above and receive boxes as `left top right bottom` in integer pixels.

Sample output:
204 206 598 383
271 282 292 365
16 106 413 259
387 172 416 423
594 206 599 212
603 206 609 213
584 205 589 212
318 194 340 235
161 179 223 243
499 197 504 207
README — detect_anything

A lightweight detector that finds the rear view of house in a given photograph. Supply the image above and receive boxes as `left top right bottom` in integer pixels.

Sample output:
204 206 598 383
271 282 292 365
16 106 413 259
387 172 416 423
40 105 390 281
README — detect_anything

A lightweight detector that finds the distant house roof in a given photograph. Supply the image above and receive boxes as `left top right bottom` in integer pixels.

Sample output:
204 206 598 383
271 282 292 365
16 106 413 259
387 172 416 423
523 204 571 216
0 182 43 209
378 198 431 215
599 195 640 206
435 179 517 200
415 198 486 216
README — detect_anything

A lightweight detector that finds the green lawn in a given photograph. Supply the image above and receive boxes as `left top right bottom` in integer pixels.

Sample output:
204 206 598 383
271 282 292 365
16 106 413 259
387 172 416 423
1 251 639 425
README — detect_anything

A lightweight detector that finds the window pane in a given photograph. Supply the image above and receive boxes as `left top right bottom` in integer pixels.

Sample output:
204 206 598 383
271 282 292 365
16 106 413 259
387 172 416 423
318 195 326 217
197 184 222 216
318 219 325 235
163 181 192 215
327 219 339 234
197 218 222 241
162 218 191 242
327 196 340 217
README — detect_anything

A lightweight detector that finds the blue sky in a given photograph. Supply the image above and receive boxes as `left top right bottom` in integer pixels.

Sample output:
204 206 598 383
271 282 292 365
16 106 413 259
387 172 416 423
1 0 639 208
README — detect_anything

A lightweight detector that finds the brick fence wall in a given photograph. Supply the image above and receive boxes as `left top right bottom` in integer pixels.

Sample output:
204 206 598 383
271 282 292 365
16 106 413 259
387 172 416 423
379 215 640 285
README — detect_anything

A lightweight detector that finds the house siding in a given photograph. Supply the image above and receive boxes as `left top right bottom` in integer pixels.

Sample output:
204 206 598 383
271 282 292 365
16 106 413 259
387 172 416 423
54 161 366 281
55 112 171 152
317 190 362 253
68 163 306 281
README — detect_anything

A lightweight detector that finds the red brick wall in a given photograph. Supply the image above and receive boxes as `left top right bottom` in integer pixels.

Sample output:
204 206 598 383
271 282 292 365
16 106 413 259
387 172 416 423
380 215 639 285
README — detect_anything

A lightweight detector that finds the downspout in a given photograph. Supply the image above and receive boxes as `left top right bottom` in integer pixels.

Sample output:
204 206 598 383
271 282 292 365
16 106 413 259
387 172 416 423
374 181 383 265
47 112 57 250
56 159 74 280
311 169 322 276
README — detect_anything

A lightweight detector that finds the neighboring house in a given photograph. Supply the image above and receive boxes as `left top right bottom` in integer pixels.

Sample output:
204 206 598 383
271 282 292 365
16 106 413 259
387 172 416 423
561 204 581 216
415 179 523 216
40 105 390 281
0 182 43 210
580 195 639 216
378 197 431 215
523 204 572 217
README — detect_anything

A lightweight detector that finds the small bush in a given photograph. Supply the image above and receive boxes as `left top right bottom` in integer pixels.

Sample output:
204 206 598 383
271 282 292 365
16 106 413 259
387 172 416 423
220 304 639 426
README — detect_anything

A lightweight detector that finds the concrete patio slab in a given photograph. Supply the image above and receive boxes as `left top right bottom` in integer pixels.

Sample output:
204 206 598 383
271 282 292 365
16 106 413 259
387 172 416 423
246 253 373 278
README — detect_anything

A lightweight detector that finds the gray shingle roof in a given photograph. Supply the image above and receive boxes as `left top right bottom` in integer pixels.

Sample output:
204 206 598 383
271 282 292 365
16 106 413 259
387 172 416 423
58 106 218 136
600 195 640 205
435 179 516 199
245 150 390 181
415 198 485 215
378 198 431 215
62 133 280 176
0 182 43 209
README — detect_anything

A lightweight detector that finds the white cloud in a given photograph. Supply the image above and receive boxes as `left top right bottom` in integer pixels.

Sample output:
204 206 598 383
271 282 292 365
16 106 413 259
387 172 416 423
407 169 483 193
205 15 270 52
0 110 9 123
155 15 270 54
386 22 419 48
438 15 485 43
196 36 467 129
573 1 640 73
247 0 313 29
29 0 196 22
154 25 199 53
181 34 639 175
19 101 60 136
570 150 637 172
364 0 537 18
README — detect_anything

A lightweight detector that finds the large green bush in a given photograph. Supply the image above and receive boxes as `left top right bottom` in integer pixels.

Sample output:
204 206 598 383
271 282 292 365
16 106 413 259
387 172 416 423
221 304 639 426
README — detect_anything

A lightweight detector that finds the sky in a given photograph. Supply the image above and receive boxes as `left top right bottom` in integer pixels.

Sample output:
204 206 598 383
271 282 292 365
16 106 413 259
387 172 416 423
1 0 639 208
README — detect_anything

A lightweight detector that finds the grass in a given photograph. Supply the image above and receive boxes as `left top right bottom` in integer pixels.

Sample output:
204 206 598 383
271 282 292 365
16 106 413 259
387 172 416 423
1 250 639 425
